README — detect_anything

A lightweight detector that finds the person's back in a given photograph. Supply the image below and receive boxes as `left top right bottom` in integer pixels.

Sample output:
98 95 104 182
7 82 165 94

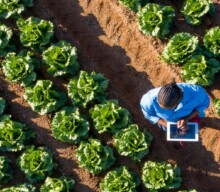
140 82 210 133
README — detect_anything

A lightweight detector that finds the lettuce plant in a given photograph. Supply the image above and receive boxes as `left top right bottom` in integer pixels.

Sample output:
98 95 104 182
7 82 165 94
51 107 89 144
181 0 215 26
214 99 220 115
138 3 175 38
76 138 115 174
1 51 36 86
24 80 66 115
182 55 220 86
99 166 140 192
0 0 33 19
40 176 75 192
89 100 132 133
2 183 36 192
0 156 13 185
0 115 35 152
0 24 14 57
114 124 152 162
162 33 199 65
16 146 56 184
142 161 182 191
203 27 220 57
42 41 80 77
178 190 197 192
16 17 54 50
118 0 149 12
0 97 6 115
68 70 109 107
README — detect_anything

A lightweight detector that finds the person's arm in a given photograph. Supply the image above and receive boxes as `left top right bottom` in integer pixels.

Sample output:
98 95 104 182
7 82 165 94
157 118 168 128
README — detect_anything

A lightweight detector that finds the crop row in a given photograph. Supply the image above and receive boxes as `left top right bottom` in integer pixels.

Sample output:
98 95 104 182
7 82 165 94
119 0 220 114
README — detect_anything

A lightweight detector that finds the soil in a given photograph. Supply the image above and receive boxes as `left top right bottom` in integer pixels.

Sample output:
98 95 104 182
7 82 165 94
0 0 220 191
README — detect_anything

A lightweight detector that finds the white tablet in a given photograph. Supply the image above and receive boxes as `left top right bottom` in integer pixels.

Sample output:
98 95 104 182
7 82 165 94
167 122 199 142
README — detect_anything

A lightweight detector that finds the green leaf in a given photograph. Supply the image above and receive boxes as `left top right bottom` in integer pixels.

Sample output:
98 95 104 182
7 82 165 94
182 55 220 86
16 17 54 50
203 27 220 57
16 146 56 184
118 0 144 12
40 176 75 192
42 40 80 76
0 0 33 19
0 115 35 152
138 3 175 38
214 99 220 115
0 156 13 185
76 138 115 174
2 183 36 192
1 52 36 86
181 0 215 26
68 70 109 107
162 32 199 65
24 80 66 115
89 100 132 133
51 107 89 144
142 161 182 191
99 166 140 192
114 124 152 162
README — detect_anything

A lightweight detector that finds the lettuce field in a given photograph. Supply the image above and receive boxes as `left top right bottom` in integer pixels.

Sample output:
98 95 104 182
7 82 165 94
0 0 220 191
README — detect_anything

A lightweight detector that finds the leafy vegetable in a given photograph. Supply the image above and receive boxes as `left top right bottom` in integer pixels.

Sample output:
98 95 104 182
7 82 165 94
137 3 175 38
51 107 89 144
68 70 109 107
178 190 198 192
114 124 152 162
16 17 54 50
181 0 215 26
0 115 35 152
0 156 13 185
0 97 6 115
76 138 115 174
162 33 199 64
2 183 36 192
214 98 220 115
0 0 33 19
203 27 220 57
182 55 220 86
99 166 140 192
89 100 132 133
17 146 56 184
24 80 66 115
142 161 182 191
40 176 75 192
1 51 36 86
42 41 80 76
0 24 14 57
118 0 148 12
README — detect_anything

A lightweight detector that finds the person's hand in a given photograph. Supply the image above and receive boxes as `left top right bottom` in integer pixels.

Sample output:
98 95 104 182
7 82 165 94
177 118 188 135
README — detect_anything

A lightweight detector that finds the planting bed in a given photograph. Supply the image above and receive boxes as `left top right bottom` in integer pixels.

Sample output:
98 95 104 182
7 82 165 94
0 0 220 191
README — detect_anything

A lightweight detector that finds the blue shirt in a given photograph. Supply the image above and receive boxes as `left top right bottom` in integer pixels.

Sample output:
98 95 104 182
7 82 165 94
140 83 210 124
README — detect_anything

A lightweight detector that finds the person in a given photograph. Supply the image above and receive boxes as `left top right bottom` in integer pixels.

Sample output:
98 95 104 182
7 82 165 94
140 82 210 134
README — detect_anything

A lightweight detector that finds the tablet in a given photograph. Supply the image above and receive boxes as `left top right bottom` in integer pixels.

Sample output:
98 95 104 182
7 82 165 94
167 122 199 142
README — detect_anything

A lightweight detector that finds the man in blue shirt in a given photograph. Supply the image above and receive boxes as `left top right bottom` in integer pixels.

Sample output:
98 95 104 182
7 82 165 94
140 82 210 134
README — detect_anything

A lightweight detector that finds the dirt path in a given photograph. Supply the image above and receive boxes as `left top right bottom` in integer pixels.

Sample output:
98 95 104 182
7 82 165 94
0 0 220 191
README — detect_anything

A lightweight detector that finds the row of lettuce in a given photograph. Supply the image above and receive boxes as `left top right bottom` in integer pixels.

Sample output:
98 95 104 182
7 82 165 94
119 0 220 113
0 0 196 191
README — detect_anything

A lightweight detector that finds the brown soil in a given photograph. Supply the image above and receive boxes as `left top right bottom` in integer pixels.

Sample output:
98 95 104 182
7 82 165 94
0 0 220 191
